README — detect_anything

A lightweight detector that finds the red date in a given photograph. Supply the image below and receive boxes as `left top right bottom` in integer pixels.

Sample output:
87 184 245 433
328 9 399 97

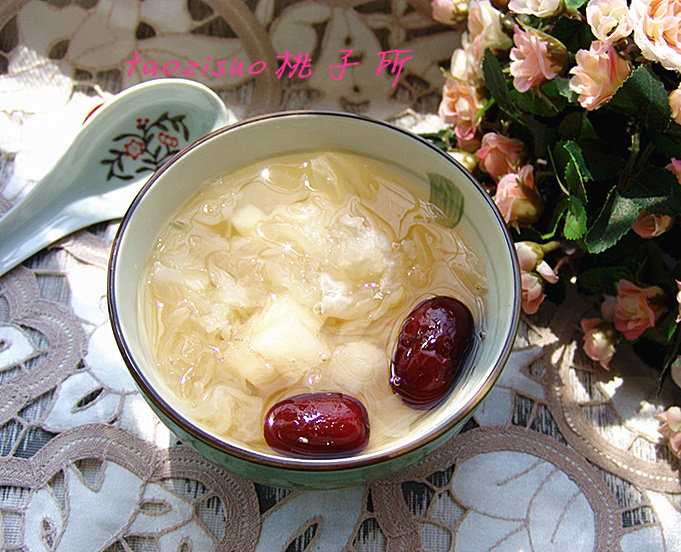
390 296 473 409
263 392 370 458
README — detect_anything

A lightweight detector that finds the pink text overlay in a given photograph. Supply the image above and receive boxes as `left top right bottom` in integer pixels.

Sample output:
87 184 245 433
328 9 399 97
126 49 413 88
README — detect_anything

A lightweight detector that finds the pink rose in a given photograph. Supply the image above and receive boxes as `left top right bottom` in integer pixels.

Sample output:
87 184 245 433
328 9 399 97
667 158 681 184
671 355 681 387
495 165 543 226
580 317 618 369
521 272 546 314
569 41 630 111
515 241 559 283
476 132 525 181
515 241 559 315
632 209 675 238
655 406 681 457
601 294 617 323
676 279 681 323
630 0 681 71
613 279 666 341
450 37 483 84
586 0 633 43
449 1 512 84
510 26 566 93
669 87 681 125
438 76 487 145
448 149 479 173
432 0 468 24
468 0 513 55
508 0 562 17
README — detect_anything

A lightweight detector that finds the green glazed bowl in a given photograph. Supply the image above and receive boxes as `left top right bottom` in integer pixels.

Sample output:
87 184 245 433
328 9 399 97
108 111 520 489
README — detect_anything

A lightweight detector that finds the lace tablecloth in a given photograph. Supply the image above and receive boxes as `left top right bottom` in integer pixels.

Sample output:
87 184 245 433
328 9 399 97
1 1 681 551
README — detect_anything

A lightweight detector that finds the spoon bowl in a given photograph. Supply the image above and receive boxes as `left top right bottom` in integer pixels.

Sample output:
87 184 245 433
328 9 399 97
0 78 231 277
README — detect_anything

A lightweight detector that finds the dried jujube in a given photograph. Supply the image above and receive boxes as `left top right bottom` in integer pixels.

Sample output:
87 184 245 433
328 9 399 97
390 296 474 409
263 392 370 458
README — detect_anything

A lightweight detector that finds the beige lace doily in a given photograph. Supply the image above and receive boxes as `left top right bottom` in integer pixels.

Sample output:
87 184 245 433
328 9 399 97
538 288 681 494
2 2 681 551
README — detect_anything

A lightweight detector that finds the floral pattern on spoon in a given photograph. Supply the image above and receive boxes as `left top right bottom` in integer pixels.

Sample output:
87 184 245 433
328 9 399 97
102 112 191 181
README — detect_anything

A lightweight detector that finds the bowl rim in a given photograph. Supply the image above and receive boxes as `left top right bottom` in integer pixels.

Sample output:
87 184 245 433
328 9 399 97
107 109 521 472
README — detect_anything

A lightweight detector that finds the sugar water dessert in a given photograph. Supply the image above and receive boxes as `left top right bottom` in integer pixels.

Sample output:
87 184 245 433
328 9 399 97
141 150 487 458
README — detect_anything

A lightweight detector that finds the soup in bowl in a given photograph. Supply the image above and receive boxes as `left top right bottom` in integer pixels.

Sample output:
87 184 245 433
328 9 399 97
108 111 520 488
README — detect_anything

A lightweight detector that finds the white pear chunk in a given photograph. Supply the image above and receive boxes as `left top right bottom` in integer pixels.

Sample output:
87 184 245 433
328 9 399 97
249 295 329 380
231 204 266 236
328 341 388 395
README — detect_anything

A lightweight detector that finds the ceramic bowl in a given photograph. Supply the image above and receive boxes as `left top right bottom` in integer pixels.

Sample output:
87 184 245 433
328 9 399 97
108 111 520 489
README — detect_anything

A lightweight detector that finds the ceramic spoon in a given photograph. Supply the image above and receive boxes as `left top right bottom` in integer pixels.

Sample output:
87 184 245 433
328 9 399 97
0 78 231 277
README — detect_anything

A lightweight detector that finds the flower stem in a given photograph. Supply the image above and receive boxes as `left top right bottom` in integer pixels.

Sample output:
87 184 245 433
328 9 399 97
634 142 656 174
475 97 496 122
620 129 640 191
658 324 681 393
547 147 571 196
541 240 562 253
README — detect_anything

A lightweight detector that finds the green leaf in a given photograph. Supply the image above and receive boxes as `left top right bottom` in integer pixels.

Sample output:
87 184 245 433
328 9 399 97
584 167 680 253
419 128 457 152
659 314 679 344
510 89 560 117
649 121 681 158
510 80 569 117
636 241 667 288
609 65 672 130
563 196 587 239
665 120 681 139
551 16 595 52
540 196 569 240
559 112 597 140
643 311 678 344
541 79 569 104
658 322 681 384
554 77 578 104
578 265 633 295
584 187 636 253
627 165 681 216
554 140 591 202
428 172 464 227
565 141 591 193
481 50 514 113
564 0 589 9
579 139 625 181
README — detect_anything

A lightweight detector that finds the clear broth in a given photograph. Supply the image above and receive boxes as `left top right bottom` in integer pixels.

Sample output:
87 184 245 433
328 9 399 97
141 150 487 453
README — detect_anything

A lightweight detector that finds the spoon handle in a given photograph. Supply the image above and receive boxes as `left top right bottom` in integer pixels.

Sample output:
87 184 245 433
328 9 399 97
0 180 101 277
0 79 231 278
